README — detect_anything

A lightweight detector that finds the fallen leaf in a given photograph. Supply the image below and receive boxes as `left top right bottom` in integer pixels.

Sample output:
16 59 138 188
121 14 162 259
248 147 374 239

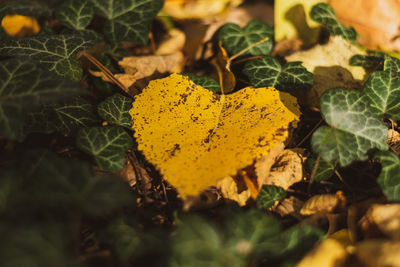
216 176 251 206
330 0 400 52
155 29 186 55
296 238 348 267
274 196 304 219
163 0 242 19
388 129 400 156
300 191 346 216
130 74 300 197
218 143 284 206
274 0 324 46
1 14 40 38
355 240 400 267
91 53 184 89
362 204 400 241
258 148 306 190
285 36 366 107
211 42 236 93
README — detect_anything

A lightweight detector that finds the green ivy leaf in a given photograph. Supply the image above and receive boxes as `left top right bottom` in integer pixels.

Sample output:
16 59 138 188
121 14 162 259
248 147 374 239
350 55 383 70
280 224 324 260
0 59 83 140
243 56 313 91
218 19 274 57
52 96 99 135
0 0 53 19
384 55 400 76
0 31 100 80
76 126 133 172
311 89 388 166
56 0 94 30
24 107 57 135
310 3 356 41
375 151 400 201
307 156 336 182
363 71 400 120
181 73 221 93
89 0 163 44
256 185 286 210
22 149 134 216
98 93 133 128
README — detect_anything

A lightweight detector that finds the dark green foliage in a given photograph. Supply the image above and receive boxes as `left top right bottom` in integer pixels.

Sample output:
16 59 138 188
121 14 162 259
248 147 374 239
76 126 133 171
0 59 84 140
310 3 356 41
98 93 133 128
243 56 313 91
218 19 274 57
256 185 286 210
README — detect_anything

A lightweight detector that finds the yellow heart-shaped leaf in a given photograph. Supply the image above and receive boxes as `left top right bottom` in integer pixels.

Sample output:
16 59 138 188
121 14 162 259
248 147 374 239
130 74 300 197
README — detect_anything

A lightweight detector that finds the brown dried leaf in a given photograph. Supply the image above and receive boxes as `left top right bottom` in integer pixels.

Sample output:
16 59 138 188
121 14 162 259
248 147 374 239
216 176 251 206
330 0 400 52
388 129 400 156
211 42 236 93
285 36 365 108
156 29 186 55
90 52 184 88
362 204 400 241
300 191 346 216
355 240 400 267
258 148 306 190
274 196 304 219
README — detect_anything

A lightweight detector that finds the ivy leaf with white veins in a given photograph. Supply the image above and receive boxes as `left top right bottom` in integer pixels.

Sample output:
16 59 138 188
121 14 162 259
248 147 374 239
0 31 100 81
0 0 53 19
243 56 313 92
89 0 163 44
0 58 84 141
218 19 274 57
98 93 133 128
363 71 400 120
52 96 99 135
56 0 94 31
375 151 400 201
256 185 286 210
310 3 356 41
311 89 388 167
182 73 221 93
76 126 133 172
384 55 400 76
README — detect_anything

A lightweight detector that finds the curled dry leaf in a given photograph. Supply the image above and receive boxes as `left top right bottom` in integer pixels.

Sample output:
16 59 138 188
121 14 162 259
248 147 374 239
211 42 236 93
362 204 400 241
257 148 306 190
388 129 400 156
1 14 40 38
296 238 348 267
216 176 251 206
300 191 346 216
274 196 304 219
355 240 400 267
163 0 242 19
285 36 365 108
217 143 284 206
130 74 300 198
330 0 400 52
90 29 185 90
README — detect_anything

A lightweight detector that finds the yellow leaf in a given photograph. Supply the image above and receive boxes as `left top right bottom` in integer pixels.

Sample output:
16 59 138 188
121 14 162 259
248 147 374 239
211 42 236 93
1 14 40 38
285 36 366 108
274 0 325 45
296 238 348 267
163 0 242 19
130 74 300 197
